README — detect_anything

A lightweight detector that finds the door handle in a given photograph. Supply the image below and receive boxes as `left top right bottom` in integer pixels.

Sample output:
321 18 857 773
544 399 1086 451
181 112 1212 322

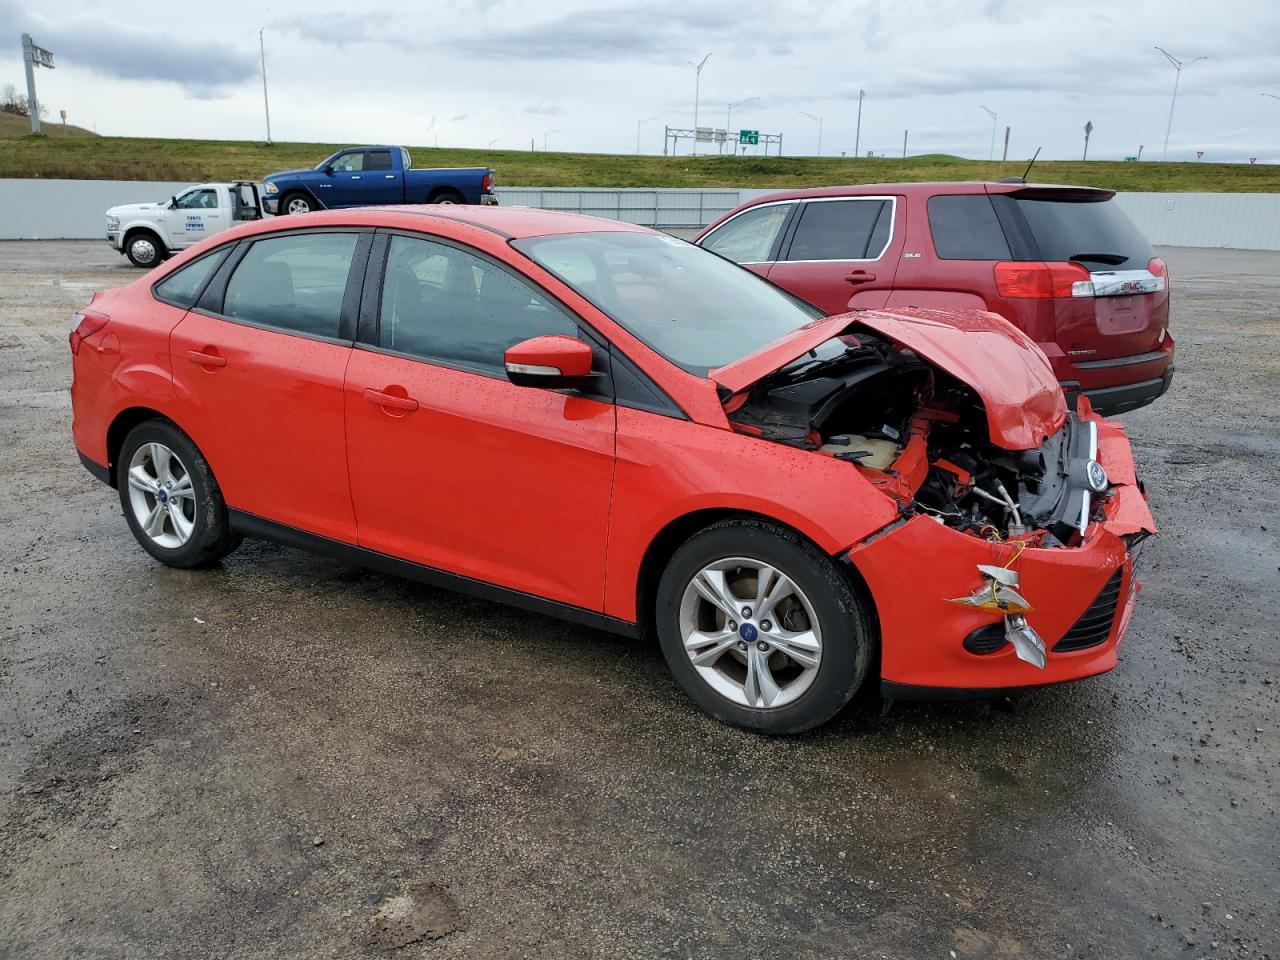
845 270 877 285
186 349 227 368
363 388 418 412
351 175 362 180
384 175 396 179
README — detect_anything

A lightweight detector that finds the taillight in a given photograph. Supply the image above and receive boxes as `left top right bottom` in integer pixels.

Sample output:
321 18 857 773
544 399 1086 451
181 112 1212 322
482 171 493 192
69 309 109 355
994 261 1094 299
1148 256 1169 290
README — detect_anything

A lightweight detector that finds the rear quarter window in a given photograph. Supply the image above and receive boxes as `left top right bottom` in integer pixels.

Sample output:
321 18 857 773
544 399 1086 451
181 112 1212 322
153 248 231 308
927 195 1012 260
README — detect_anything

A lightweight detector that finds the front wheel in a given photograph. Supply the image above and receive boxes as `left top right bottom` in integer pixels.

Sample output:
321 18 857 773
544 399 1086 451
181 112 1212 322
125 232 164 268
281 193 314 215
117 420 241 568
655 518 873 734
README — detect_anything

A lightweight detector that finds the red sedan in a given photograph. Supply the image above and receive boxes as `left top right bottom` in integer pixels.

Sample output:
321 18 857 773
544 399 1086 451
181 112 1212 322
70 207 1155 733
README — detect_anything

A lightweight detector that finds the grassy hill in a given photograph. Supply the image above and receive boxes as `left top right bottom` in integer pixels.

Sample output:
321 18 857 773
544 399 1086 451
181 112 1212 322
1 132 1276 192
0 112 98 139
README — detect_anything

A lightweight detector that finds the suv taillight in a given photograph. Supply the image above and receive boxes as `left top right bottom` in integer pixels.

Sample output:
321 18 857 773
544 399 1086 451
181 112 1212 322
1148 256 1169 290
994 261 1094 299
69 309 109 355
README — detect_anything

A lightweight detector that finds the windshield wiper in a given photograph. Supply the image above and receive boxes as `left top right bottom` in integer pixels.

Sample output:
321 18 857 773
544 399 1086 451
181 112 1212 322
1069 252 1129 266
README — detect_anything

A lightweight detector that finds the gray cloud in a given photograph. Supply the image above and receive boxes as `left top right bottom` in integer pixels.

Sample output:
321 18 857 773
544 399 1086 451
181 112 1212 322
523 103 568 116
9 1 257 96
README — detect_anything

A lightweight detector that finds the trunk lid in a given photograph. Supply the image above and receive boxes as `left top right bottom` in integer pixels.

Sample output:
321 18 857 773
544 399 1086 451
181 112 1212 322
710 307 1067 450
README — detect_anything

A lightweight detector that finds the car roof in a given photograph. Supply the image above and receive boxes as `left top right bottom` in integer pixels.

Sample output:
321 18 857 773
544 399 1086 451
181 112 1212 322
736 180 1112 204
234 205 653 241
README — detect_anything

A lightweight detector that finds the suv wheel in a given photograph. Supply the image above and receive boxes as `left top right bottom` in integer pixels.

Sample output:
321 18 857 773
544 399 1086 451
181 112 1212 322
655 518 872 734
118 420 241 568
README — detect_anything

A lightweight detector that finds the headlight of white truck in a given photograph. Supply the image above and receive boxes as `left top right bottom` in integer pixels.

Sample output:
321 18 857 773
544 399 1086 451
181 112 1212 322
264 182 279 194
106 216 120 230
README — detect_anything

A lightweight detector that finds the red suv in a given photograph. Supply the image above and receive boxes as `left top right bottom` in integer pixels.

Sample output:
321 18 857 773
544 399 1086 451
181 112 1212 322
70 207 1154 733
695 182 1174 415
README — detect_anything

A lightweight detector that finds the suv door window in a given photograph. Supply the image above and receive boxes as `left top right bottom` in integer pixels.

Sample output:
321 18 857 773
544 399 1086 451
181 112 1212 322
701 203 792 264
223 233 359 338
331 152 364 172
367 150 394 171
927 195 1013 259
379 235 578 373
785 199 888 261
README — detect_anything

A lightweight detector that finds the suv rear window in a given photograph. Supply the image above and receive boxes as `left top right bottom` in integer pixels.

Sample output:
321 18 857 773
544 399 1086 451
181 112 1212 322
928 195 1012 259
1014 196 1155 269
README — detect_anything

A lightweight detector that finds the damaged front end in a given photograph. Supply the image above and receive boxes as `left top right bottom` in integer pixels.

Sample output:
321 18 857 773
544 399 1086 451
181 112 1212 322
716 307 1157 692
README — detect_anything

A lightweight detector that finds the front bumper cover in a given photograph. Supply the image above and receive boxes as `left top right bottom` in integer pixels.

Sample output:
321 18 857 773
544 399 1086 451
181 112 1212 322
845 408 1155 692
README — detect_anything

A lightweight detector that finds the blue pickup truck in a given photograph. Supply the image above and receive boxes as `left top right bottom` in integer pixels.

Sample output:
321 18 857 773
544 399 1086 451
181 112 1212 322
262 146 497 215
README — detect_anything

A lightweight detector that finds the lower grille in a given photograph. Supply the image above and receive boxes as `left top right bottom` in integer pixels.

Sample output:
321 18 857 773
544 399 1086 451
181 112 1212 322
1053 568 1124 652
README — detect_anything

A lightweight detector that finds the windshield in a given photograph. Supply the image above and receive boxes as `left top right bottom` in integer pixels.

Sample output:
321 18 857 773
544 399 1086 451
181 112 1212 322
512 232 821 375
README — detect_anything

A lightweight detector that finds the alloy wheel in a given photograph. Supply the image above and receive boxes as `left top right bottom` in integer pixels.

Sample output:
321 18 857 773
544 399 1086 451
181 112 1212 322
126 442 196 548
678 556 823 709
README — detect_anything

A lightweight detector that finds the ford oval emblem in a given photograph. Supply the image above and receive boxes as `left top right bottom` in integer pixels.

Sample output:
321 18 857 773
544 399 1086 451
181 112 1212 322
739 622 759 643
1086 459 1109 493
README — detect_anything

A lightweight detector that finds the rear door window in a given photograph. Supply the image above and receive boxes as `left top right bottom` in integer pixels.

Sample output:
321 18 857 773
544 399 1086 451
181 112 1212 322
701 203 792 264
222 233 359 339
1013 197 1155 269
367 150 394 171
928 195 1012 259
785 199 889 261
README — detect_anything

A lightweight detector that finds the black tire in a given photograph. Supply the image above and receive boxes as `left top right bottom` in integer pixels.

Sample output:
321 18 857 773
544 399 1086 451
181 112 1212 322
280 192 314 215
654 518 873 734
428 188 464 205
117 420 241 569
124 231 165 268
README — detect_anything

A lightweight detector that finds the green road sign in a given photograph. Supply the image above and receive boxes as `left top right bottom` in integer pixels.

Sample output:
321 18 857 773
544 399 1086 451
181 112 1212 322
739 129 759 145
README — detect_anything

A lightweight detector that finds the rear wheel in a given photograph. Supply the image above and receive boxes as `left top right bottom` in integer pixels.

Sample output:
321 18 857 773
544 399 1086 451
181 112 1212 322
117 420 241 568
655 518 872 734
125 231 164 268
428 188 464 205
282 192 314 215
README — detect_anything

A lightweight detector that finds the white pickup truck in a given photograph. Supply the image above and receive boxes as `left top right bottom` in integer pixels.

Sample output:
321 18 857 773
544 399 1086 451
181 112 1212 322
106 182 263 267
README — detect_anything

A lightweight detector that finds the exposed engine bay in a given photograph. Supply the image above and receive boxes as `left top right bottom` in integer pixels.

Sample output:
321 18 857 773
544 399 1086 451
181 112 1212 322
725 332 1110 547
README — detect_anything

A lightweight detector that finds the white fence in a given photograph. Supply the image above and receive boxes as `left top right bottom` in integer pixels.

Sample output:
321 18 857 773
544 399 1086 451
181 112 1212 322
2 178 1280 250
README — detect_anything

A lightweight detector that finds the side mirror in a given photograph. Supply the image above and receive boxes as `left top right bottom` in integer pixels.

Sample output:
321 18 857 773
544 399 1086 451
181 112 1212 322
504 335 593 389
323 165 334 175
169 196 178 209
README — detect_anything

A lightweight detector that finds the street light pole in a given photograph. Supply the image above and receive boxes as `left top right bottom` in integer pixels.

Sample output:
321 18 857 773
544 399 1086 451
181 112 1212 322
688 53 711 155
1262 93 1280 102
1155 46 1206 161
259 28 272 145
799 111 823 156
854 89 865 158
543 128 562 152
979 105 997 161
636 115 659 155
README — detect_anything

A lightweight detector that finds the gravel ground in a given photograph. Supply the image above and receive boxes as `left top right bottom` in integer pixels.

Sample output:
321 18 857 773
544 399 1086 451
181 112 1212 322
0 241 1276 960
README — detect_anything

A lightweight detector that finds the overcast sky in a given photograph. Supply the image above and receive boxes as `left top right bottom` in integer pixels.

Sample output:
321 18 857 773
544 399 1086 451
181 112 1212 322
3 0 1278 163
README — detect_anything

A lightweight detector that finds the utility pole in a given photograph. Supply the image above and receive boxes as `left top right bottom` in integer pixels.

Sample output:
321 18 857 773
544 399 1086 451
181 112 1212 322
259 28 272 145
21 34 55 135
854 89 865 158
902 129 907 159
1002 126 1010 162
1156 46 1206 161
979 105 997 161
688 53 711 155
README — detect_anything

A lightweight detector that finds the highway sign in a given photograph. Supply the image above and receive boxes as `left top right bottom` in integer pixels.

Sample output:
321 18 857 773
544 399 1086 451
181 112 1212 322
739 129 759 145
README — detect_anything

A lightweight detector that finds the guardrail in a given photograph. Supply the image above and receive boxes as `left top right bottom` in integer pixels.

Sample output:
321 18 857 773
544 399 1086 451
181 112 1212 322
3 179 1280 250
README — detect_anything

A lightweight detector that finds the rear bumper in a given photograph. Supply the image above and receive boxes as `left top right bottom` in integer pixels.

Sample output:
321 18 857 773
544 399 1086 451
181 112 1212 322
78 449 111 485
846 409 1155 693
1064 366 1175 416
1050 335 1175 415
480 192 500 206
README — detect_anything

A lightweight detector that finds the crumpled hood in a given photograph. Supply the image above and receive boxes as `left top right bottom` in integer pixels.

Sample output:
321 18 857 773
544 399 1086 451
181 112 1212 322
710 307 1068 451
